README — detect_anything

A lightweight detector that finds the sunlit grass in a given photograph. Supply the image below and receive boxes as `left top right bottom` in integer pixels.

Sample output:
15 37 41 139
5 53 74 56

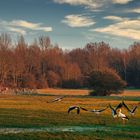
37 88 140 97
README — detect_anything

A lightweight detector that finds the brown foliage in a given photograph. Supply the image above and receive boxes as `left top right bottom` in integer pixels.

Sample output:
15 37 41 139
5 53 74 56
0 33 139 89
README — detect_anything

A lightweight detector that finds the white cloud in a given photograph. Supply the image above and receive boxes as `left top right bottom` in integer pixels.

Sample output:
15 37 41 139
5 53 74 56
62 14 95 27
127 8 140 13
10 20 40 29
54 0 133 11
10 20 52 31
103 16 126 21
92 19 140 40
132 8 140 13
34 27 53 32
8 27 26 35
54 0 106 9
0 19 52 35
112 0 133 4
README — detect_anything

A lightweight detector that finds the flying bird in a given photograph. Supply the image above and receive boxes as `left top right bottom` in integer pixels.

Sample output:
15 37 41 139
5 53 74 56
68 106 88 114
88 106 108 115
47 96 65 103
122 101 138 116
109 103 123 118
118 109 129 124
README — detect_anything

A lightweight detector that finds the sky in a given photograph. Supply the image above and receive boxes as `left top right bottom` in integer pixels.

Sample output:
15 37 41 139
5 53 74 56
0 0 140 49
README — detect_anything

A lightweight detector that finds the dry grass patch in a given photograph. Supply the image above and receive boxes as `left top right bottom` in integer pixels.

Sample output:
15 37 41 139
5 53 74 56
115 90 140 96
37 88 90 95
37 88 140 96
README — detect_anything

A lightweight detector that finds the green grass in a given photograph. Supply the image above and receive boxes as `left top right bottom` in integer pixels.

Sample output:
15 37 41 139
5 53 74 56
0 94 139 139
0 131 140 140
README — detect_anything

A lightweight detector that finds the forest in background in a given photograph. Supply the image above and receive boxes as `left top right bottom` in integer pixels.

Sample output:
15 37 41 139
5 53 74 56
0 33 140 89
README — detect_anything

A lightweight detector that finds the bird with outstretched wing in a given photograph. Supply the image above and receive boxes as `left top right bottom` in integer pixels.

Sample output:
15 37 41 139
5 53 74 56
88 106 108 115
47 96 65 103
122 101 139 116
109 103 123 118
68 106 88 114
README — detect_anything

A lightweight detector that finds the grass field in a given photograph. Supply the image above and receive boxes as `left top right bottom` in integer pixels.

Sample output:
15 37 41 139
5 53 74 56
37 88 90 95
0 90 140 139
37 88 140 96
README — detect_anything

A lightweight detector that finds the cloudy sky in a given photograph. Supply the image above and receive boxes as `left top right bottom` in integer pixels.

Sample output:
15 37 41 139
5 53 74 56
0 0 140 49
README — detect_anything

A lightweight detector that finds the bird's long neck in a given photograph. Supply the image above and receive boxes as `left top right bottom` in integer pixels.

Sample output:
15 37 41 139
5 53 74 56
119 109 122 113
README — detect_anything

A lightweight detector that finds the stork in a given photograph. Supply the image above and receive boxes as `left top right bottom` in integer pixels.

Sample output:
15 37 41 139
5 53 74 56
109 103 123 118
47 96 65 103
68 106 88 114
118 109 129 124
88 106 108 115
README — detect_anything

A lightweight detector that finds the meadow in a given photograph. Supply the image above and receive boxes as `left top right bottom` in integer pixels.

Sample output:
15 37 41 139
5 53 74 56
37 88 140 96
0 89 140 140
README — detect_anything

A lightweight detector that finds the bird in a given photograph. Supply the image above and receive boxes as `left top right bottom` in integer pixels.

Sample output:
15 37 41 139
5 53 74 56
109 103 123 118
118 109 129 124
88 106 108 115
47 96 65 103
122 101 138 116
68 106 88 114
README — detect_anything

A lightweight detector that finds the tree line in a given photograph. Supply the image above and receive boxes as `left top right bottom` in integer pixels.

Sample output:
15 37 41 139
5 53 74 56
0 33 140 89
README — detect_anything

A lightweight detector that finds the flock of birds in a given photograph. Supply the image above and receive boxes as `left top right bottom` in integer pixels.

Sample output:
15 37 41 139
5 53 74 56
46 96 139 124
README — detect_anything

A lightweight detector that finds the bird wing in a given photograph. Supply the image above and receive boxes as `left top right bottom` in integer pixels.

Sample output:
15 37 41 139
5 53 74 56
109 104 115 111
98 106 108 112
112 110 117 116
68 106 76 114
109 104 117 116
52 98 59 102
94 107 108 112
122 101 131 112
54 96 65 101
115 103 123 111
80 107 88 111
131 106 138 113
48 96 65 103
88 109 96 113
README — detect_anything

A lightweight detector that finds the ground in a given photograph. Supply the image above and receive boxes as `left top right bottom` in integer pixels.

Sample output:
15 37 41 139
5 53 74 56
0 89 140 139
37 88 140 96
